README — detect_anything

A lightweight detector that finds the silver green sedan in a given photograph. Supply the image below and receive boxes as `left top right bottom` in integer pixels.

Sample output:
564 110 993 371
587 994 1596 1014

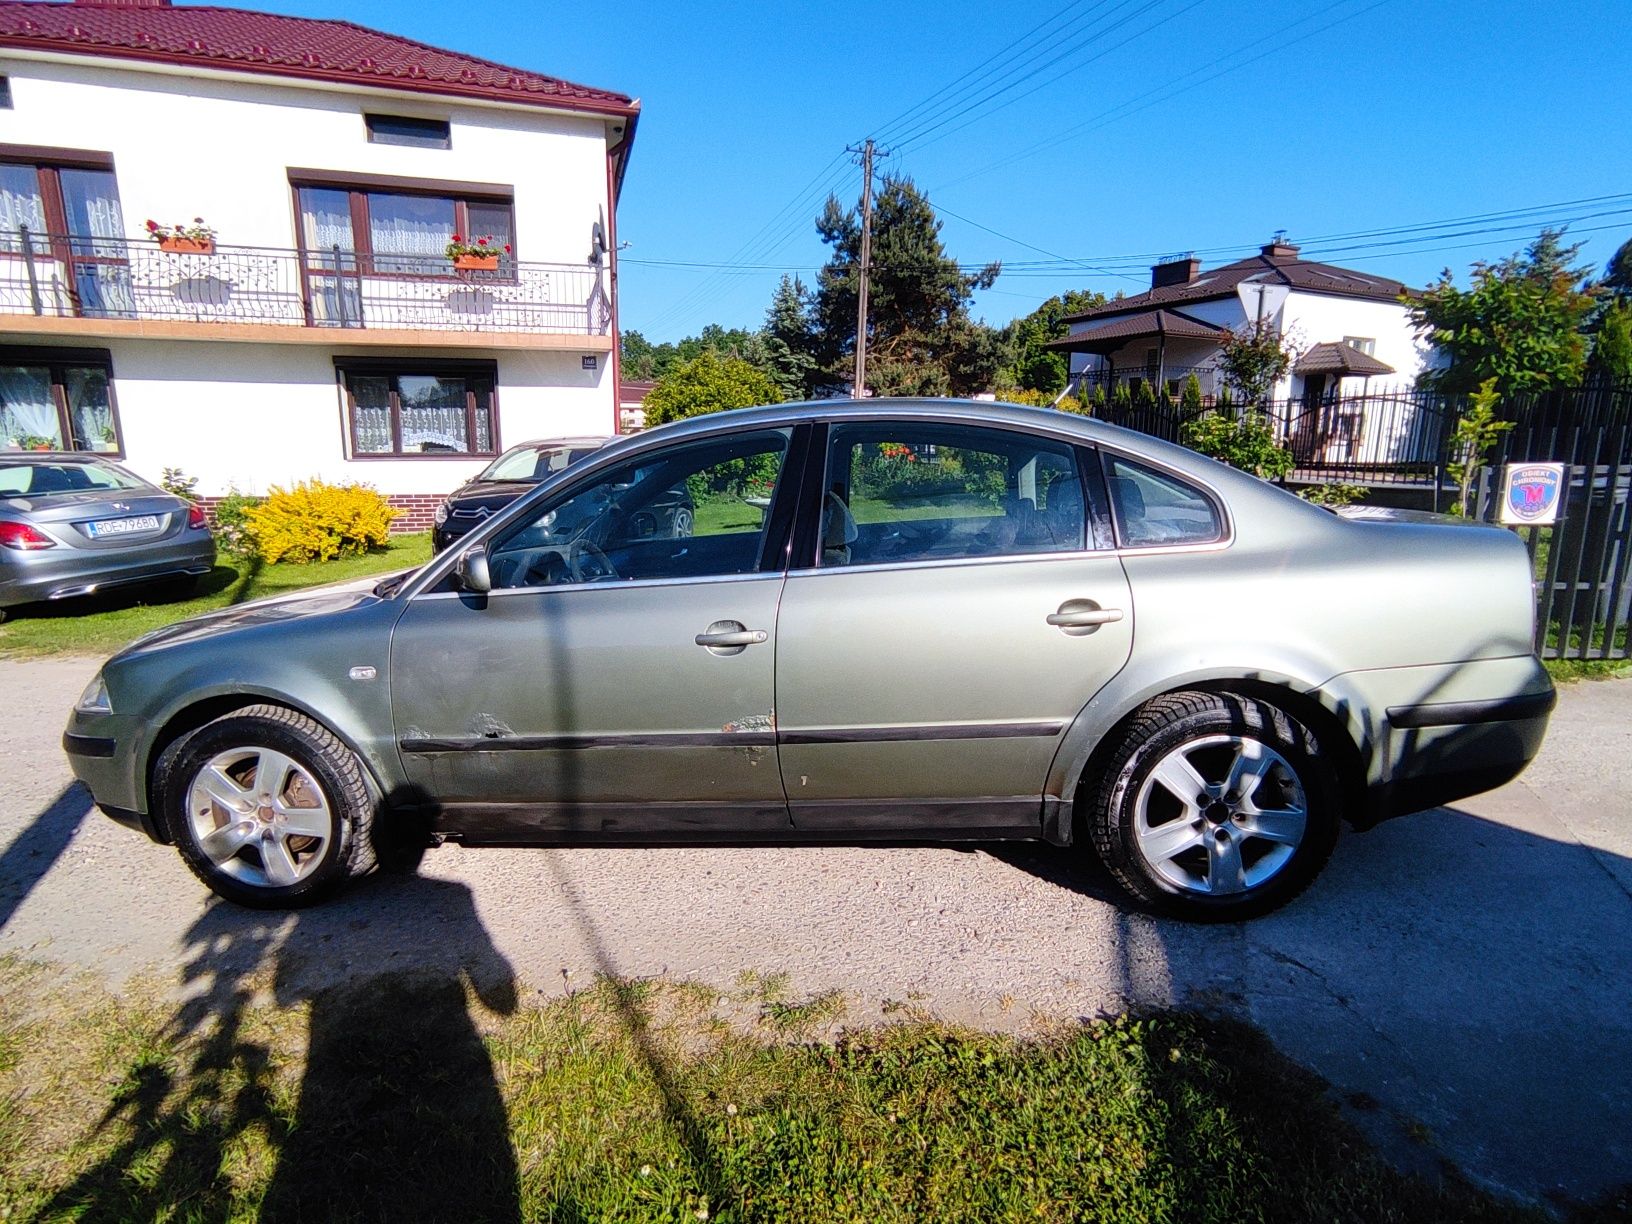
62 399 1554 920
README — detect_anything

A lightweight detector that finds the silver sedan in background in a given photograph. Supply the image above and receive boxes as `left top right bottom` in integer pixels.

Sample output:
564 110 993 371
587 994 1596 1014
62 399 1553 920
1 454 215 621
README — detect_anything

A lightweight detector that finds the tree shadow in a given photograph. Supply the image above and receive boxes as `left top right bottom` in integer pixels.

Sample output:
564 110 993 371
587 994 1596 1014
0 781 92 930
36 873 521 1223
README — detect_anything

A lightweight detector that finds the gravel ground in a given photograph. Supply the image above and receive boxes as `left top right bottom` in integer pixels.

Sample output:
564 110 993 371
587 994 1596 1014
2 653 1628 1207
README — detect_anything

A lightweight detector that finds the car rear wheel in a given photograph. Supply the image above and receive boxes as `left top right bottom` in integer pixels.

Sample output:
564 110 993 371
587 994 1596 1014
158 705 376 908
1085 691 1338 921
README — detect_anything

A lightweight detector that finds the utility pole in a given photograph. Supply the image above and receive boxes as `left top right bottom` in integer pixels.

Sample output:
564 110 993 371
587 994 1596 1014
849 138 878 398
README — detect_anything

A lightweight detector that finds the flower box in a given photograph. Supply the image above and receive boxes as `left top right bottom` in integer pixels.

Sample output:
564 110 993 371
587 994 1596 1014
158 236 215 255
453 253 500 271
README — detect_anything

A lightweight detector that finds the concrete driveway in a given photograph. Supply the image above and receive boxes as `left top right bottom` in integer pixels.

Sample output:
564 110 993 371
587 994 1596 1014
2 655 1628 1208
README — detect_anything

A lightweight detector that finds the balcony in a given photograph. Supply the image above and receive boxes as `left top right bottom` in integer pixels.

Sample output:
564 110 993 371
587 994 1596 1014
0 229 612 351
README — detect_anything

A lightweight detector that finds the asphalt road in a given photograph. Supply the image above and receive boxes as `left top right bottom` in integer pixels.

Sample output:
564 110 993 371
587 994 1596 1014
2 654 1628 1209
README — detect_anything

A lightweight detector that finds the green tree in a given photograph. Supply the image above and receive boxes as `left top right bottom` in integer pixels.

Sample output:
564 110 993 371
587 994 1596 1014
642 352 782 428
1445 378 1515 516
761 275 819 399
812 175 1002 395
1589 298 1632 383
619 329 661 380
1003 289 1107 394
1179 372 1205 417
1408 229 1596 393
1602 236 1632 303
1216 319 1292 408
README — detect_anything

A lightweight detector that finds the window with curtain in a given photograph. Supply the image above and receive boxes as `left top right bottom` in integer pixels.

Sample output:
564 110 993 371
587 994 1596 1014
0 350 121 453
293 180 516 277
0 159 132 319
337 362 496 458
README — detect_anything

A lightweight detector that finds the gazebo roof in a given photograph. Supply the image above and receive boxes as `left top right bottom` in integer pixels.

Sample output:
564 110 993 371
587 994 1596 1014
1048 308 1223 354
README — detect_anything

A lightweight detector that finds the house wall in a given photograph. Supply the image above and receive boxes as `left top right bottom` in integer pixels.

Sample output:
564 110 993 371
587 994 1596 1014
1278 292 1431 394
0 57 613 265
88 340 610 499
0 56 620 514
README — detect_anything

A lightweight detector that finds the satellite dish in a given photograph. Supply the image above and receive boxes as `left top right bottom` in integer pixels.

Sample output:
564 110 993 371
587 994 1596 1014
590 213 607 264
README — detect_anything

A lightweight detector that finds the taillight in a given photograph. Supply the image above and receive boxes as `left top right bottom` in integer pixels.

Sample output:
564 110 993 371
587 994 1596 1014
0 521 55 550
187 502 208 530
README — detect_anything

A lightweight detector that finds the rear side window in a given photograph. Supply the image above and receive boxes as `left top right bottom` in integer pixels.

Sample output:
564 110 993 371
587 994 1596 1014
1104 455 1222 547
821 422 1086 567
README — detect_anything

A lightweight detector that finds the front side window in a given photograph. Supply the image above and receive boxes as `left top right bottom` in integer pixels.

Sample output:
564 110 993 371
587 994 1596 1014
487 430 789 588
820 422 1085 567
0 350 120 453
338 363 495 457
1104 454 1222 547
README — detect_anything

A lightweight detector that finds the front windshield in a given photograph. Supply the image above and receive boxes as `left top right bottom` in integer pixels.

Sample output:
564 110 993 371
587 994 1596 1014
0 460 148 498
476 443 602 483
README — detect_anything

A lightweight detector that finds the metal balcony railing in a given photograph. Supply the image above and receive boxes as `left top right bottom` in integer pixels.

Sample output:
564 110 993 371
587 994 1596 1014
1 228 611 336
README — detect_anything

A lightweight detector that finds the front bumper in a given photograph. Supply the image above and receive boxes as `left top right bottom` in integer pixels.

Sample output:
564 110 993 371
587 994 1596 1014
1 533 215 607
62 717 171 844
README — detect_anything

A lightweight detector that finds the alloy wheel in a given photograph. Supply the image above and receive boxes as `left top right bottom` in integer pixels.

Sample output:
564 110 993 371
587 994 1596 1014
185 746 333 889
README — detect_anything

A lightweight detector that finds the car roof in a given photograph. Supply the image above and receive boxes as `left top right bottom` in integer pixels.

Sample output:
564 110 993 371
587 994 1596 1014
506 436 612 451
0 451 107 463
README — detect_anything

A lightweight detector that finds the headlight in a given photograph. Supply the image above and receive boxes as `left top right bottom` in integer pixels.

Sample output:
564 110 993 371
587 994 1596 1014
76 672 112 716
433 502 450 526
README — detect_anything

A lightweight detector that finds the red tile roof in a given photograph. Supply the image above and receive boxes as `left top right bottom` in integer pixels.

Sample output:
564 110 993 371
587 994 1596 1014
0 1 637 117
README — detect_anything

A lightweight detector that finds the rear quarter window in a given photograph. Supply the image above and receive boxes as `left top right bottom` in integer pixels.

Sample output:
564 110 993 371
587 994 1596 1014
1104 455 1223 547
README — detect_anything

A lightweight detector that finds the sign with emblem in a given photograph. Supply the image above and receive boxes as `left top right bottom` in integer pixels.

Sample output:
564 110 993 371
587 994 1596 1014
1498 462 1566 525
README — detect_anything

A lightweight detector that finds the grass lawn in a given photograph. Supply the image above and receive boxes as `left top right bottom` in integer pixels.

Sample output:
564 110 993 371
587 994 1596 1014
0 957 1580 1224
0 533 432 660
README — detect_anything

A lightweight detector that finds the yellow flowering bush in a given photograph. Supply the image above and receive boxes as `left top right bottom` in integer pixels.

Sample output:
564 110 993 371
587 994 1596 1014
244 480 397 563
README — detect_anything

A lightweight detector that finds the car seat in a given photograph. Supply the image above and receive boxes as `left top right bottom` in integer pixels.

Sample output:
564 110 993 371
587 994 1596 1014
821 491 858 565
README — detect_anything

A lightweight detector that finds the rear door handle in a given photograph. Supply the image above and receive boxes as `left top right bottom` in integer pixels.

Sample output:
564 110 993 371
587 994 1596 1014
695 620 768 654
1047 600 1124 634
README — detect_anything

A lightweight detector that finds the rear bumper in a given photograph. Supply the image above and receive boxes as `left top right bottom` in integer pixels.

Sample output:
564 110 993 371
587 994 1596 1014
1324 657 1556 827
0 534 215 607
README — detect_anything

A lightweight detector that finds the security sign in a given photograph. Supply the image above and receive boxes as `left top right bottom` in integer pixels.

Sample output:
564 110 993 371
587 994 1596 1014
1499 462 1566 525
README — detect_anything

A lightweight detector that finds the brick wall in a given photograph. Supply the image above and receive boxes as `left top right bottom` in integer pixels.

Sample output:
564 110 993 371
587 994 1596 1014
195 492 442 534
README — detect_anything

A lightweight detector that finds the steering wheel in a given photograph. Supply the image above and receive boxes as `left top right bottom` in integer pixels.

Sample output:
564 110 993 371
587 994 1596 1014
568 538 619 582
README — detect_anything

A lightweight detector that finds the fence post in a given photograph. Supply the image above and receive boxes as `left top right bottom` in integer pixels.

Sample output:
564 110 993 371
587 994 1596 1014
18 225 42 316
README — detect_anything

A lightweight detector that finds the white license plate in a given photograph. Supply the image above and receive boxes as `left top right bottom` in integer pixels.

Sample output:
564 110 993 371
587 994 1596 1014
87 515 160 538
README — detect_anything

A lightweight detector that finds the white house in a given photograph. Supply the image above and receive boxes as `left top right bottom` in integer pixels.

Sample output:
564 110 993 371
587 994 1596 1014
0 0 638 528
1051 239 1434 405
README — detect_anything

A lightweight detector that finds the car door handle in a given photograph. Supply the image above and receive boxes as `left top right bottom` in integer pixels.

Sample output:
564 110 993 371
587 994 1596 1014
695 620 768 652
1047 600 1124 633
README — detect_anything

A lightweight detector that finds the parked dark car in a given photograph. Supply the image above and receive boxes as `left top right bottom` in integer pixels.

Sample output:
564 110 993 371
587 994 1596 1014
0 454 215 621
430 437 691 554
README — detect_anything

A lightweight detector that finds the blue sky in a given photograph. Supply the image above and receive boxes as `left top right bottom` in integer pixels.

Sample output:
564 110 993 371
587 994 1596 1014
289 0 1630 341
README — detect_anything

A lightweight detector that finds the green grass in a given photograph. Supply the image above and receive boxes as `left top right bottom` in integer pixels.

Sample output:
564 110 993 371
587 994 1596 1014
0 533 432 659
0 959 1590 1224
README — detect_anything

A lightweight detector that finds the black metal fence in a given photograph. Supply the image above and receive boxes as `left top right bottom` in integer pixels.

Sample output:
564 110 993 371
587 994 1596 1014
1096 381 1632 491
1 227 610 335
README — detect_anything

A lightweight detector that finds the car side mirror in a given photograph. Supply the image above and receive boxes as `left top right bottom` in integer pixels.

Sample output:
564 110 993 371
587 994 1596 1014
456 545 492 593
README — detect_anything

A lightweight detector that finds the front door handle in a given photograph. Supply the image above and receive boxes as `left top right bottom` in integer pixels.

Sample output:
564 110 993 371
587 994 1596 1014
696 620 768 654
1047 599 1124 635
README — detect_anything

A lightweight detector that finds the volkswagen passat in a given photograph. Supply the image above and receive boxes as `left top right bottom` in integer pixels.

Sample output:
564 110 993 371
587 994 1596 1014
1 454 215 621
63 400 1554 919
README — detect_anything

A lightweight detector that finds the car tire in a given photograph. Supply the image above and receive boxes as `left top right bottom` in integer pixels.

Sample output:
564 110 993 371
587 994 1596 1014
672 507 694 538
157 704 377 909
1085 691 1338 922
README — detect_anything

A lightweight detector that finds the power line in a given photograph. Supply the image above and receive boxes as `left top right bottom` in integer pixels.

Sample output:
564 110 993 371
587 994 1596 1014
934 0 1390 191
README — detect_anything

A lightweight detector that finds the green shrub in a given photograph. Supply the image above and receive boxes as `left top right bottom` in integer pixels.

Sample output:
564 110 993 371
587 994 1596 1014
159 467 199 501
1180 409 1294 480
244 480 397 563
211 489 265 558
1298 481 1367 508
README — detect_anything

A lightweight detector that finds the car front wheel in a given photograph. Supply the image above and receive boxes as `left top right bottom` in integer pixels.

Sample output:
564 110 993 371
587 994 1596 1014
158 704 377 908
1085 691 1338 921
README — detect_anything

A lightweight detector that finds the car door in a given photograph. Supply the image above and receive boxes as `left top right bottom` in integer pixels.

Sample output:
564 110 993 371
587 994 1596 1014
774 419 1133 834
390 426 801 838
